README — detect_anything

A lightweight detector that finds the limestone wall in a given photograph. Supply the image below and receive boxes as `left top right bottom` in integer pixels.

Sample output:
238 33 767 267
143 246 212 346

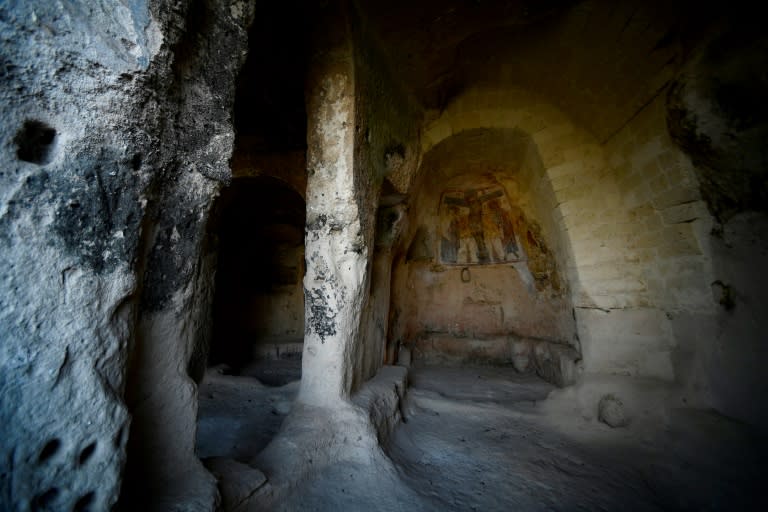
350 2 422 391
391 87 611 374
402 74 768 428
410 87 674 379
605 89 768 428
0 1 254 510
121 1 254 508
1 1 162 509
231 147 307 200
391 85 687 384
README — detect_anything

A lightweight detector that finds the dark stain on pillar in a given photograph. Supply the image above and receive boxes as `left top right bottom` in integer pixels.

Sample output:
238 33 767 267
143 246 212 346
307 287 337 343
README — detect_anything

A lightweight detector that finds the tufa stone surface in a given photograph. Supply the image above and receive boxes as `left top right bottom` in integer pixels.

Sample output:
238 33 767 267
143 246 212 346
121 1 254 510
1 0 253 511
0 0 162 509
667 20 768 221
598 394 630 428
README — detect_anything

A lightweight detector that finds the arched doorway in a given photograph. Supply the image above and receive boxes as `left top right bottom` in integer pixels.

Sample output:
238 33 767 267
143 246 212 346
195 176 306 463
208 176 306 383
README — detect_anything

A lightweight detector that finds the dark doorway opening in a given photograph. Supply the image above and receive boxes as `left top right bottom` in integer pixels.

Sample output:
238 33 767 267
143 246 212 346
208 176 305 385
195 176 305 463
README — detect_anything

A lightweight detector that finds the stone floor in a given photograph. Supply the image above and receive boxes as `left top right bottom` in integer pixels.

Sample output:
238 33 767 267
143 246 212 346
196 365 766 511
241 358 302 387
196 366 298 462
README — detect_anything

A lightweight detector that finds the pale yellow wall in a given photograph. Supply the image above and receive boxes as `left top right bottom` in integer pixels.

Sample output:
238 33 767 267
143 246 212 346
412 85 714 381
603 94 714 314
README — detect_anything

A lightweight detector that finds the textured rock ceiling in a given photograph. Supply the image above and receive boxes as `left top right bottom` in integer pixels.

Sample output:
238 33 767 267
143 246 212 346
361 0 718 142
234 0 720 147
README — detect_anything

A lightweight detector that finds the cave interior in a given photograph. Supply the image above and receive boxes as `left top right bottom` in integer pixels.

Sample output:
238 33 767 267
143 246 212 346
1 0 767 511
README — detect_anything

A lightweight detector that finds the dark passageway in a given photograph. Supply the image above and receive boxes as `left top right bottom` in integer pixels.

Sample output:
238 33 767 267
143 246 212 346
208 176 305 381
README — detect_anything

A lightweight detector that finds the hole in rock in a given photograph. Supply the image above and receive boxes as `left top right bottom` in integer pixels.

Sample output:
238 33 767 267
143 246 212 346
14 120 57 165
130 153 142 170
72 491 94 512
38 439 61 463
31 488 59 509
78 442 96 465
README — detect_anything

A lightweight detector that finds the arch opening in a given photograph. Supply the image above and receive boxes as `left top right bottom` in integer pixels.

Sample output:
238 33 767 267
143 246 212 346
207 176 306 383
389 127 580 387
195 176 306 464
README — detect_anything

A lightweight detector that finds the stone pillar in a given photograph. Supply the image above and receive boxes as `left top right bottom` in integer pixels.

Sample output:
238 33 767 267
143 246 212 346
299 3 368 406
119 1 254 510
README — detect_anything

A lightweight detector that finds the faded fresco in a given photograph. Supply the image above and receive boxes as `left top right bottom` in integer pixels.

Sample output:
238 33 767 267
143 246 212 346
439 186 522 265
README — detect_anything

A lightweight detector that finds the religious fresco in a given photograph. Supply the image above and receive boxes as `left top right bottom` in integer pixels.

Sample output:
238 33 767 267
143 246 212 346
438 186 522 265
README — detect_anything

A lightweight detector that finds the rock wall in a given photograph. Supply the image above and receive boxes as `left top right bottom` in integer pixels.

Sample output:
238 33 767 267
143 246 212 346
1 1 162 509
597 87 768 429
121 1 253 509
349 2 421 391
0 1 254 510
667 21 768 222
402 15 764 403
598 20 768 428
405 18 768 429
410 86 680 384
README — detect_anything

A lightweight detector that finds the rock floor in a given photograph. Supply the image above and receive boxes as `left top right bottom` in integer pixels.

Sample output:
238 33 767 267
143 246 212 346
196 366 766 511
196 365 299 462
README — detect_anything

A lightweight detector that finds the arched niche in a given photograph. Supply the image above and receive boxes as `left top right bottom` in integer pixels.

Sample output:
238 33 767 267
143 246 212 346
389 128 580 386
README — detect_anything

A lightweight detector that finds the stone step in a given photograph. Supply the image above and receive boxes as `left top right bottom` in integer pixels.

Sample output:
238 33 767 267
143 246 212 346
409 333 581 387
253 339 304 361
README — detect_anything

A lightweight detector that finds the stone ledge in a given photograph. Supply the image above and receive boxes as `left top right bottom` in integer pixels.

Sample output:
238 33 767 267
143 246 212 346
352 366 408 445
410 333 581 387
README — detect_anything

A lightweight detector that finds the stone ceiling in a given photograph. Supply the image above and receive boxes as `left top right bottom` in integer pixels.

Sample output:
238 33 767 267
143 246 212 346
233 0 721 149
360 0 719 142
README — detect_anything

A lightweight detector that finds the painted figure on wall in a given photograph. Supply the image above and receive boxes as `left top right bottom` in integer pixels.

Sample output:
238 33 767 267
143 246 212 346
439 186 521 265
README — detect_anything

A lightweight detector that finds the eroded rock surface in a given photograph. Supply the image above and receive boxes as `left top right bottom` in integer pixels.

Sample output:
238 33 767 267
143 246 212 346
1 1 253 510
598 394 630 428
667 22 768 220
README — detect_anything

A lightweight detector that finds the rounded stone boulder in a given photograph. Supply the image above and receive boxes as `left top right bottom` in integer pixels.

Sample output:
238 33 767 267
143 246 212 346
598 394 630 428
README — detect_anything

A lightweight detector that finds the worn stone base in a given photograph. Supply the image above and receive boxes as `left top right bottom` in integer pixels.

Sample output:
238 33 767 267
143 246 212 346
352 366 408 445
410 333 581 387
245 365 408 509
204 457 268 511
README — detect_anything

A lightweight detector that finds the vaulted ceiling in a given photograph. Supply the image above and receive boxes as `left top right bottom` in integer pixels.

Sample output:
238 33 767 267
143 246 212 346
361 0 719 142
233 0 721 149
